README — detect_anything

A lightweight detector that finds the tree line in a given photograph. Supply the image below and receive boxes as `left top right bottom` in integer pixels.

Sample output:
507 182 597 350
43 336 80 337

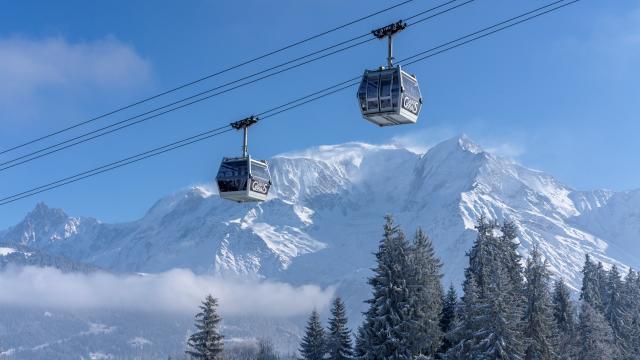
184 215 640 359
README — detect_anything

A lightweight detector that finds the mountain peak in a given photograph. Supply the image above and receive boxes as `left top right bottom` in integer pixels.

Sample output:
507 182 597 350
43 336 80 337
437 134 484 155
27 202 68 221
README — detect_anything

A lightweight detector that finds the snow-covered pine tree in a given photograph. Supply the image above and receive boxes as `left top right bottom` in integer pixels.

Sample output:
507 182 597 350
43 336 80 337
439 284 458 354
468 263 524 359
466 218 524 359
499 221 525 299
577 302 618 360
466 216 496 294
186 294 224 360
444 274 484 360
622 269 640 359
604 265 632 358
257 339 280 360
499 221 526 323
407 228 444 357
552 278 577 360
299 309 326 360
445 218 524 360
596 262 609 312
326 297 353 360
358 215 414 359
354 324 368 359
523 247 557 360
580 255 602 312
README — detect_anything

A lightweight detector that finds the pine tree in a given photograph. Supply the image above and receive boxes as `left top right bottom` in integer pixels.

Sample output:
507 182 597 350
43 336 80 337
407 228 444 357
358 215 414 359
326 297 353 360
523 247 557 360
444 274 484 359
552 279 577 360
186 294 224 360
595 262 609 313
469 264 524 359
299 310 326 360
622 269 640 359
499 221 525 298
580 255 602 312
604 265 631 358
445 218 524 359
577 302 618 360
257 339 280 360
439 284 458 354
354 324 368 359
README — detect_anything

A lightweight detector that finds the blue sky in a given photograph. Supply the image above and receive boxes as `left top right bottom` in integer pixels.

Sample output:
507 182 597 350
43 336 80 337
0 0 638 228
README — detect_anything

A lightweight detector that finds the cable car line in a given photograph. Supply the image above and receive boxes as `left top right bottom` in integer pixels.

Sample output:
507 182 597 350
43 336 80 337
0 36 375 173
0 128 235 206
0 0 420 157
399 0 576 66
0 0 471 173
0 125 234 205
0 0 580 205
0 81 359 206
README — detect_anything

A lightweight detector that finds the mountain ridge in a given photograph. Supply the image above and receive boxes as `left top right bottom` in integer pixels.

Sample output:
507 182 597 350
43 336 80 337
1 135 638 292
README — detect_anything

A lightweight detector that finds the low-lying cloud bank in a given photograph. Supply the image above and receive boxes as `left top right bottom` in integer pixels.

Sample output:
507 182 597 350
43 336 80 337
0 266 334 317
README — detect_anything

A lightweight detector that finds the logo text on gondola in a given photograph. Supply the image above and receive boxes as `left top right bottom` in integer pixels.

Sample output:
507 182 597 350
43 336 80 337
402 96 420 114
251 180 269 194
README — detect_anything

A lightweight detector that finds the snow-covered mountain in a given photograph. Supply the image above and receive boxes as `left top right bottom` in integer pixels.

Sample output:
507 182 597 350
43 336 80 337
2 135 640 357
2 136 637 289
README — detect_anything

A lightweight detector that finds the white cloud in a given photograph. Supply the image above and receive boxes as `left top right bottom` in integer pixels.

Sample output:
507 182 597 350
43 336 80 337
389 126 525 160
0 36 151 120
0 267 334 317
485 142 525 160
390 126 457 154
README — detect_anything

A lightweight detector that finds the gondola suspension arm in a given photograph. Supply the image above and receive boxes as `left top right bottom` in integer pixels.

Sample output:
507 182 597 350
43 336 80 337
372 20 407 68
230 116 259 157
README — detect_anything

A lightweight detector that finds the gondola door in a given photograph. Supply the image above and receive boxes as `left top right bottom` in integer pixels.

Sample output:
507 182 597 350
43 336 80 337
365 72 380 113
379 71 394 113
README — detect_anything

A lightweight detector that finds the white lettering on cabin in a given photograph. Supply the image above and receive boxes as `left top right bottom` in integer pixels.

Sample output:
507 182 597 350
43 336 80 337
402 96 420 114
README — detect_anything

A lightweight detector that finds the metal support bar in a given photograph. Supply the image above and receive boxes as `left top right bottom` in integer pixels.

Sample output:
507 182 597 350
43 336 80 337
387 36 394 68
242 126 249 157
230 116 259 157
372 20 406 68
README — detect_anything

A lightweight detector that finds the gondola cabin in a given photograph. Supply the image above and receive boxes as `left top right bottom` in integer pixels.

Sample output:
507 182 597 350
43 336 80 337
357 65 422 126
216 156 271 202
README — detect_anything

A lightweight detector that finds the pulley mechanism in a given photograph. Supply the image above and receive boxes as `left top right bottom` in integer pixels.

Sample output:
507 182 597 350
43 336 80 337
372 20 407 68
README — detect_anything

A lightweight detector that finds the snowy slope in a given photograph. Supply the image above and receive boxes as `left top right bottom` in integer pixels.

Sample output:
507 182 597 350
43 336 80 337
1 136 638 292
2 135 640 357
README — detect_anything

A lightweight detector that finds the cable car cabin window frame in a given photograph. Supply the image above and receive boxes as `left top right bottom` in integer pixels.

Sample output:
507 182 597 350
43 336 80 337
216 156 271 202
216 158 250 193
250 160 270 181
217 159 249 179
379 72 393 111
365 74 380 112
357 65 422 126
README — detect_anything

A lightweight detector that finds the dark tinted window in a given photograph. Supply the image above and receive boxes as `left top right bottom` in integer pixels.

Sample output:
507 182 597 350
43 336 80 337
392 70 400 108
251 161 270 180
357 76 367 110
217 179 247 192
402 73 421 100
216 160 248 179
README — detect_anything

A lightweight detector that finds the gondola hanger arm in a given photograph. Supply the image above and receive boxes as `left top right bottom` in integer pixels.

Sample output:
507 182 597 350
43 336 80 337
230 116 259 130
